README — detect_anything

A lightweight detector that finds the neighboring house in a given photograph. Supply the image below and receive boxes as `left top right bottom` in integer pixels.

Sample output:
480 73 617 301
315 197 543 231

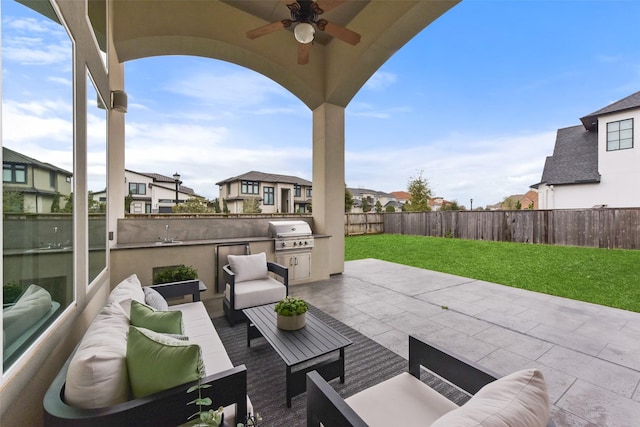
487 191 539 210
347 187 394 213
94 170 196 213
216 171 312 214
532 91 640 209
2 147 72 213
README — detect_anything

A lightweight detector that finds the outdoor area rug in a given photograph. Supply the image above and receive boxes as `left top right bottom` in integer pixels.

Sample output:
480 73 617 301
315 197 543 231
212 305 470 427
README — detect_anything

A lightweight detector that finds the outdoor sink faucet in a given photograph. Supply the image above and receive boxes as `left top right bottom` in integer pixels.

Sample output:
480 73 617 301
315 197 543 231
159 224 175 243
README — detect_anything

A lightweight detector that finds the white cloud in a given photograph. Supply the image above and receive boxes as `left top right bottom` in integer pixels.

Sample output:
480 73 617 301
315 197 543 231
364 71 397 90
2 17 71 65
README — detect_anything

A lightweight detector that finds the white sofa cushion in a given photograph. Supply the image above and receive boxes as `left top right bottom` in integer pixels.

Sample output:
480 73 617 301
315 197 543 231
3 284 52 347
228 252 268 283
108 274 145 305
346 372 459 426
431 368 550 427
64 302 130 408
225 278 286 310
143 286 169 311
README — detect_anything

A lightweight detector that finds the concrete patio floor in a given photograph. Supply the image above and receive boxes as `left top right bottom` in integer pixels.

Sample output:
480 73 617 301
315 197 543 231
290 258 640 427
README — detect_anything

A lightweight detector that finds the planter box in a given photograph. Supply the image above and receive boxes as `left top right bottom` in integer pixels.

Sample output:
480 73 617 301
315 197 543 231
277 312 306 330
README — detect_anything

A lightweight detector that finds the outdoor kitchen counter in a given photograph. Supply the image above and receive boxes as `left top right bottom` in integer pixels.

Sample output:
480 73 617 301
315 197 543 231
111 234 330 250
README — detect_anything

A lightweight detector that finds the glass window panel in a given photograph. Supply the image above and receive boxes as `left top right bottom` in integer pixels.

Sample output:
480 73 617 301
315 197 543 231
87 71 107 284
2 0 74 370
607 121 620 131
620 119 633 130
620 138 633 149
620 129 632 139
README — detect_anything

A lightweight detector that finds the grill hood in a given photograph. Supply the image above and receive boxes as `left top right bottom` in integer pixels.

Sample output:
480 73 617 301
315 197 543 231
268 221 312 237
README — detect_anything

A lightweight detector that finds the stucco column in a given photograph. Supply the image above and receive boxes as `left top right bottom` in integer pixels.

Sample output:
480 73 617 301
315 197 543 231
312 103 345 275
107 60 126 247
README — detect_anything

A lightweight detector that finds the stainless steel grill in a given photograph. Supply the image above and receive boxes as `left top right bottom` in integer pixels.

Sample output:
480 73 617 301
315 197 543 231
269 220 314 252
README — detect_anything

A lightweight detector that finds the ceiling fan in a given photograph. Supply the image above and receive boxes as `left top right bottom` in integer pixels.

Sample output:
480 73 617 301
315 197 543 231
246 0 361 65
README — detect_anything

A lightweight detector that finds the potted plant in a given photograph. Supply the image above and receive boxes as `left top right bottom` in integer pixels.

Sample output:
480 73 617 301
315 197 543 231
274 296 308 331
153 264 198 284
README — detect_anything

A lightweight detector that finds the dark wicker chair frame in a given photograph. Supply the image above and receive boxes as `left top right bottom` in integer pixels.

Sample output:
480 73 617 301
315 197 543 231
222 261 288 326
307 334 555 427
43 280 247 427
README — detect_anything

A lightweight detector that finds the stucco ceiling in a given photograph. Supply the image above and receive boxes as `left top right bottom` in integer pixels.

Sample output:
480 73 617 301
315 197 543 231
111 0 460 110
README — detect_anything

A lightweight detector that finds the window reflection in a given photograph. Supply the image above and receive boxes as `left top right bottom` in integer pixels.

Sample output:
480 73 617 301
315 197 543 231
2 0 74 370
87 72 107 283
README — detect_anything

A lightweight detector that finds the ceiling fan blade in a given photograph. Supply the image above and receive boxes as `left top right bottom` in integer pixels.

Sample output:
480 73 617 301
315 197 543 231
315 0 346 14
322 21 361 45
246 21 286 39
298 43 311 65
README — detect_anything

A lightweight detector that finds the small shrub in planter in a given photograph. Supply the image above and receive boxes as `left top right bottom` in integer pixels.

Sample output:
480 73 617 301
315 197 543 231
153 265 198 285
273 296 308 316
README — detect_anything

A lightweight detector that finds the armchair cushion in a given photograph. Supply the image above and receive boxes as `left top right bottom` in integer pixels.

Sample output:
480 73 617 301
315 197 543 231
126 326 205 398
130 300 183 334
228 253 268 283
431 368 550 427
225 278 287 310
346 372 458 426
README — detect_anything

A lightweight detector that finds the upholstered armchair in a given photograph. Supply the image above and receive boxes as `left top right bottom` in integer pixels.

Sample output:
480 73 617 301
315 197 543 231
223 252 288 326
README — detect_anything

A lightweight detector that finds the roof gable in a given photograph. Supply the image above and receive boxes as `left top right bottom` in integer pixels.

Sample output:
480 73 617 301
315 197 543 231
3 147 72 175
580 90 640 131
539 125 600 186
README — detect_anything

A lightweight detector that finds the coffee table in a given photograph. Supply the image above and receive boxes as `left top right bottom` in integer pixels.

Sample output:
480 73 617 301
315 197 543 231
243 303 353 407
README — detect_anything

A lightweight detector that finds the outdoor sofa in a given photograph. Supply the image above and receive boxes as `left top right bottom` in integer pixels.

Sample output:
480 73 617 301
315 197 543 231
44 275 250 426
307 335 555 427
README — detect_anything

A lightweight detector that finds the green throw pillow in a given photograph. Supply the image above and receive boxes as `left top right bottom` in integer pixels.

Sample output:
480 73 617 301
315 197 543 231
129 300 183 334
126 326 205 398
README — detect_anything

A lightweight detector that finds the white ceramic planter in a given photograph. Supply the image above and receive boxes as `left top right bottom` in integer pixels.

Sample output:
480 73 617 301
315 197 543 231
277 312 306 331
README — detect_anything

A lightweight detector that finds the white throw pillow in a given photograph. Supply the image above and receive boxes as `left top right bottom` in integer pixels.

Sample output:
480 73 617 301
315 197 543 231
228 252 269 283
431 368 550 427
108 274 145 304
143 286 169 311
3 284 52 346
64 302 131 408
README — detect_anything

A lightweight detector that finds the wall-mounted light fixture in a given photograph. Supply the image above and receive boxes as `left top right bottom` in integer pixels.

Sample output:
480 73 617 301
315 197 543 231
111 90 128 113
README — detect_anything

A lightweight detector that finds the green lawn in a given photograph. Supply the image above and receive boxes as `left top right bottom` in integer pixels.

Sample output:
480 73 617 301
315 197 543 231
345 234 640 313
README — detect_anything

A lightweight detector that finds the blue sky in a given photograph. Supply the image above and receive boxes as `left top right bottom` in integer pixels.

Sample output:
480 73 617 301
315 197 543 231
3 0 640 208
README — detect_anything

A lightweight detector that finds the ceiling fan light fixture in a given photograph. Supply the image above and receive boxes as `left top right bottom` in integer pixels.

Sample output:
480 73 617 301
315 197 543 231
294 22 315 44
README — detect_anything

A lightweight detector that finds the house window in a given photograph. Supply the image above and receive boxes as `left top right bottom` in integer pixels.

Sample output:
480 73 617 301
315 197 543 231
128 182 146 195
607 118 633 151
306 188 312 197
50 171 56 188
3 163 27 183
294 185 301 197
241 180 259 194
263 187 274 205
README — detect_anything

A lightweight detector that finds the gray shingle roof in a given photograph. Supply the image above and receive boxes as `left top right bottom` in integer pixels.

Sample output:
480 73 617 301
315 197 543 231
215 171 312 186
580 90 640 131
3 146 72 175
347 188 392 198
536 125 600 186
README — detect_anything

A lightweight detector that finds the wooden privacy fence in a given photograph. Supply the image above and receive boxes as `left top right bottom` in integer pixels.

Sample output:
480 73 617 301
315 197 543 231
346 209 640 249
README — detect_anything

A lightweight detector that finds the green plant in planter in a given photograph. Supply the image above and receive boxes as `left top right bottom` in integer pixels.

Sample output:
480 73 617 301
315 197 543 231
273 296 308 316
3 282 24 305
153 265 198 284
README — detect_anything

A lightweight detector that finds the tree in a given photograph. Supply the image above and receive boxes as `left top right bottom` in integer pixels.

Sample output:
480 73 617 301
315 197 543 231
3 190 24 213
374 200 383 213
385 205 396 213
51 192 61 212
344 186 354 213
405 170 432 212
173 197 213 213
88 191 106 213
61 192 74 213
501 196 518 210
242 198 262 213
125 191 133 213
362 198 372 213
440 200 462 211
212 198 221 213
515 200 522 210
